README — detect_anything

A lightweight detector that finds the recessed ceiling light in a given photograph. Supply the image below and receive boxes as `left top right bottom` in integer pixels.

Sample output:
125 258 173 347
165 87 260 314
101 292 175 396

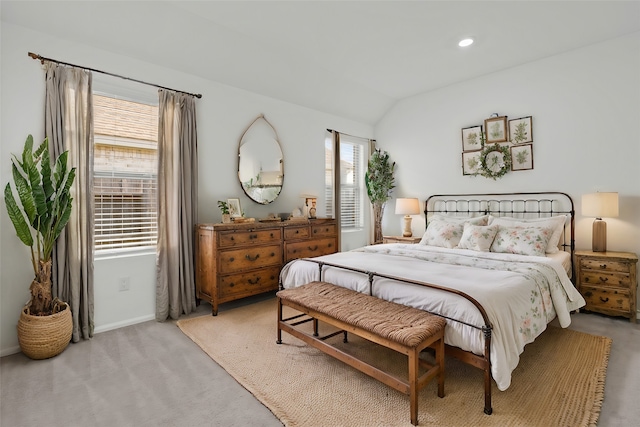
458 38 474 47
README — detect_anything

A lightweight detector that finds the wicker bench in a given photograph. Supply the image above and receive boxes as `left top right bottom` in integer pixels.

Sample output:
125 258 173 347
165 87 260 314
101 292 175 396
276 281 446 426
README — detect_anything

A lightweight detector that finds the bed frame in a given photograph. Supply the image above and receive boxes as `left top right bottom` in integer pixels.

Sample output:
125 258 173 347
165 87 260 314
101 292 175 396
292 192 575 416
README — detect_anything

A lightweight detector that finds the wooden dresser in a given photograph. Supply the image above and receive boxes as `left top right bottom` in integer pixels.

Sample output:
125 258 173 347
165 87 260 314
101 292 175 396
196 219 337 315
575 250 638 323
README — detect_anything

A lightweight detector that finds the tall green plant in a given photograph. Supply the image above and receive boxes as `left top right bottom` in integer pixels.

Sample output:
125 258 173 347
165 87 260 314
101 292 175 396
365 149 395 243
4 135 76 315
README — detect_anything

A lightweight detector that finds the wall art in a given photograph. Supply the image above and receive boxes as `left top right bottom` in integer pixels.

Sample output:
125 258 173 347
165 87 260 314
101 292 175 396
510 144 533 171
484 116 508 143
462 150 482 175
509 116 533 144
461 125 483 151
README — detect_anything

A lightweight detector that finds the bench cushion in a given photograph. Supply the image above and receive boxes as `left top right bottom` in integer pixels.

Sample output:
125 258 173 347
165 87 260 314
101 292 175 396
277 281 446 348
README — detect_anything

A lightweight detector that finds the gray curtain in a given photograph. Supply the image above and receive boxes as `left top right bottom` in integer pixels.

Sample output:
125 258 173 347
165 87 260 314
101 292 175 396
44 62 95 342
156 90 198 321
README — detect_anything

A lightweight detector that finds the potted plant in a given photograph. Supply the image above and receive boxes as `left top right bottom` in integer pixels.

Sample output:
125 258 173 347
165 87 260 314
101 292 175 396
365 149 395 244
4 135 75 359
218 200 231 223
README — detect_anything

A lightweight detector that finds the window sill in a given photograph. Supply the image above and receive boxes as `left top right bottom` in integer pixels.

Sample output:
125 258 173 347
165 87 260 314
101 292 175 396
94 247 156 261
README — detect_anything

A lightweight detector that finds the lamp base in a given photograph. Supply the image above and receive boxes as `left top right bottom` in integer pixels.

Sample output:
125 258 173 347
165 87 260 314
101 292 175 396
592 219 607 252
402 215 413 237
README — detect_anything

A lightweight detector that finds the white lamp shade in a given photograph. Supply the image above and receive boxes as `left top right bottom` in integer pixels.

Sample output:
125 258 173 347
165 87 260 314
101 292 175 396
395 198 420 215
582 192 619 218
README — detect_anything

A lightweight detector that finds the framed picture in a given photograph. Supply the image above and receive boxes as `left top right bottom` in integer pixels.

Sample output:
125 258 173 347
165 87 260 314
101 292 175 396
508 116 533 144
510 144 533 171
461 125 483 151
227 198 242 217
484 116 508 143
462 150 482 176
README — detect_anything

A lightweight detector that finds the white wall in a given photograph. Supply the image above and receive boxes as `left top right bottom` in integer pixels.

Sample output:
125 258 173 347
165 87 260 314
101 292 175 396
375 32 640 307
0 22 373 355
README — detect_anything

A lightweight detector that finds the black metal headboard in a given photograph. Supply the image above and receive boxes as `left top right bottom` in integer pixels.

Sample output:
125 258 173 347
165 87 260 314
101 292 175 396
425 192 575 277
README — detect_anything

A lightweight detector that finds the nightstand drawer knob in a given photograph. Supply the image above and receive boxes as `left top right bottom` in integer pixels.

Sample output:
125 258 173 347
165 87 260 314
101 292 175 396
600 296 609 303
599 277 609 283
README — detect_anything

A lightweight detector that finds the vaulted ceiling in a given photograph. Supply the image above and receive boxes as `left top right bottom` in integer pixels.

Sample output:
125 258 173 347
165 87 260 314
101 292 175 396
3 1 640 124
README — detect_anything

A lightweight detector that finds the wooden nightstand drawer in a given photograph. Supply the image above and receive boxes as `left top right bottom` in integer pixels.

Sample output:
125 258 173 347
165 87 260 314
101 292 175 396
580 271 632 288
284 226 310 240
311 223 337 237
580 258 630 274
581 285 630 313
383 236 422 244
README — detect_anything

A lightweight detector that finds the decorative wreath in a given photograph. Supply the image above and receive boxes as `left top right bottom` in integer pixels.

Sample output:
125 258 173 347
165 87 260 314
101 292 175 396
477 143 512 180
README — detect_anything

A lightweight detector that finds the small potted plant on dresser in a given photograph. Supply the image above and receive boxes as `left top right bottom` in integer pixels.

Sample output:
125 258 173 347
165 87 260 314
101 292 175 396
4 135 75 359
218 200 231 223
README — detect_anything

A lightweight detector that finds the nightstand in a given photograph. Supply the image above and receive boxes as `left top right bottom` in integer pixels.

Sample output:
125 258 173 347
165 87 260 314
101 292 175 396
575 250 638 323
383 235 422 244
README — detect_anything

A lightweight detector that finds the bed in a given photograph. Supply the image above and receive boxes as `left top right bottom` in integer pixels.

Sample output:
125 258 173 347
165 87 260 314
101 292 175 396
279 192 586 414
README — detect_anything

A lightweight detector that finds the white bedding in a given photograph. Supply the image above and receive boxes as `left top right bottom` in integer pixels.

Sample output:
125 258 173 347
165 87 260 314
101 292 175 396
280 243 585 391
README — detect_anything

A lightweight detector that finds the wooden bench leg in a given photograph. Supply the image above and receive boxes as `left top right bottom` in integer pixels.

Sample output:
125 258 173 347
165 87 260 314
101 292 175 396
276 298 283 344
409 349 419 426
437 336 445 398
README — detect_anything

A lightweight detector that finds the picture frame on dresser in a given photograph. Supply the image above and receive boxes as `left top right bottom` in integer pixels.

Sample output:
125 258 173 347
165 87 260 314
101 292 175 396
227 198 242 218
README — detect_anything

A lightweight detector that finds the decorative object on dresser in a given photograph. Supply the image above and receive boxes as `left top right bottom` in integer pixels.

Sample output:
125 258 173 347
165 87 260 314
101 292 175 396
575 250 637 323
395 198 420 237
217 200 231 224
195 219 337 315
383 235 422 244
582 192 619 252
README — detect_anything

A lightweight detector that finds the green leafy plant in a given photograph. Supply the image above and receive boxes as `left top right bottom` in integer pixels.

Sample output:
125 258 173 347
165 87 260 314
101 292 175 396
4 135 76 315
217 200 230 214
365 149 396 243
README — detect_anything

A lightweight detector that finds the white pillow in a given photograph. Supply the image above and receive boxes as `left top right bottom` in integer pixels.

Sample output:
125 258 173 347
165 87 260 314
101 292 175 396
457 223 499 252
431 214 489 225
490 225 555 257
419 215 489 248
488 215 566 253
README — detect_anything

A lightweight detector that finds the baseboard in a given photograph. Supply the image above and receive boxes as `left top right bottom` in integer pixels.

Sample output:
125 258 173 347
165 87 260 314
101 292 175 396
93 314 156 334
0 345 21 357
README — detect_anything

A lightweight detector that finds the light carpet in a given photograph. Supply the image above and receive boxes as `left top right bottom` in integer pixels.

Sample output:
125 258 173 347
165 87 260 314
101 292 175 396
178 298 611 427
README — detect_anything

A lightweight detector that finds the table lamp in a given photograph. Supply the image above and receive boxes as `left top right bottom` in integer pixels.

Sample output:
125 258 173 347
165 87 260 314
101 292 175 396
395 198 420 237
582 192 618 252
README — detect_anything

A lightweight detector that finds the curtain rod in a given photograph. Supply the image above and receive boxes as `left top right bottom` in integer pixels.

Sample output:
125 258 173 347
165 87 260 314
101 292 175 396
326 128 375 142
28 52 202 99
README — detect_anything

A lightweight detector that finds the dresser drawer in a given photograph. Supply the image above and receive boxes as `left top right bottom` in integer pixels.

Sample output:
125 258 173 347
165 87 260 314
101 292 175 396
580 271 632 288
218 267 280 298
580 258 630 274
218 228 282 248
311 223 337 237
284 226 310 240
581 285 630 313
218 244 282 273
285 238 337 261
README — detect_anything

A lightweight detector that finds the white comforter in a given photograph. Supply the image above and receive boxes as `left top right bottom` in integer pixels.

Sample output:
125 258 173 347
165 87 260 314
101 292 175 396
279 243 585 391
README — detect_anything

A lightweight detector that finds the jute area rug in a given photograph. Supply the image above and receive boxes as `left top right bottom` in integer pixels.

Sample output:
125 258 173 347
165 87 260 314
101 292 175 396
177 298 610 427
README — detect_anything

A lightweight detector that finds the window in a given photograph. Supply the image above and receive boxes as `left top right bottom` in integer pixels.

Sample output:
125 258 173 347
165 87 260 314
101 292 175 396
325 135 366 229
93 93 158 255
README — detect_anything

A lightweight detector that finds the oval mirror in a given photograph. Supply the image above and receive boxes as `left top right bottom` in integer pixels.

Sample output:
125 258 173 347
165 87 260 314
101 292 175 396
238 114 284 204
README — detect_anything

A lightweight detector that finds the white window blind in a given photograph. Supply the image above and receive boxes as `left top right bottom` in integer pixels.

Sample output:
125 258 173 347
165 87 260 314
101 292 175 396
93 93 158 254
325 135 365 229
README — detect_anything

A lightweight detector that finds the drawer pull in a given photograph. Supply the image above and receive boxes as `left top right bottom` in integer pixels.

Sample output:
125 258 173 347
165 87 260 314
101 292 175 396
229 282 235 287
229 257 235 262
230 236 235 241
599 277 609 283
308 245 318 251
248 277 261 285
295 230 299 234
599 264 607 269
271 252 275 257
600 296 609 303
585 291 592 297
249 234 258 240
270 233 274 237
245 254 260 261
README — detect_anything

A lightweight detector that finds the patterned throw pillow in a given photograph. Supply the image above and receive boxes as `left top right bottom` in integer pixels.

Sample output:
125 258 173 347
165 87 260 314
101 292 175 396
490 225 554 256
488 215 566 253
457 223 499 252
419 215 489 248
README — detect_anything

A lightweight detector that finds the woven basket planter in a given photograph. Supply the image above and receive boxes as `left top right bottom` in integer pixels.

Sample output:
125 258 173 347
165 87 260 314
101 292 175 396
17 303 73 360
